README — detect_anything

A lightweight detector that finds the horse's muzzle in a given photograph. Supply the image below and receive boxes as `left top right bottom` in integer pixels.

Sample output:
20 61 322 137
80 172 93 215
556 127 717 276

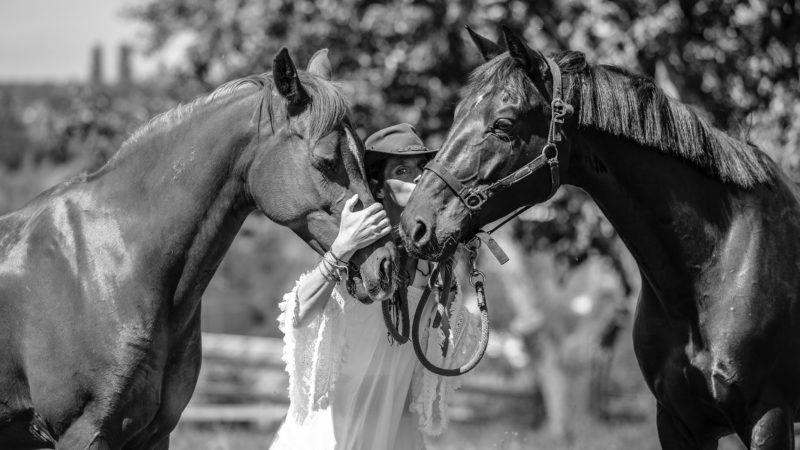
348 237 398 303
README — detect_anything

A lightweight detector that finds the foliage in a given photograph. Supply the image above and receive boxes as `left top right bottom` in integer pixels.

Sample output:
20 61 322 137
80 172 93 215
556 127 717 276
0 0 793 338
502 0 800 175
125 0 799 166
123 0 800 287
0 90 32 169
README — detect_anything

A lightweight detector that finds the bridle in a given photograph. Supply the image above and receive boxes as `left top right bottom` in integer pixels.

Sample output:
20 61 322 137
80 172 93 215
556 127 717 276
406 57 575 377
424 56 573 230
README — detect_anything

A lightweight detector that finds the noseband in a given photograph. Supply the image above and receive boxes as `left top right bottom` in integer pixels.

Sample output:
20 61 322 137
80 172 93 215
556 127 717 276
424 57 573 215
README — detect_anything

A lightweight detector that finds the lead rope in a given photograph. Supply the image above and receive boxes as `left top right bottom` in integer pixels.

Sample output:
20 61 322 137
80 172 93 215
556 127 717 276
411 243 490 376
382 286 410 344
382 248 410 345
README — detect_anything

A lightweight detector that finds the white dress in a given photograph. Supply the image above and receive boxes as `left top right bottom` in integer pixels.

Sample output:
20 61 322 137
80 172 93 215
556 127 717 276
270 266 479 450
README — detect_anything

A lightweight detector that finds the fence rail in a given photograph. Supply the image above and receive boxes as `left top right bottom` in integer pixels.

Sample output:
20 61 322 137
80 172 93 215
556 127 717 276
181 332 536 428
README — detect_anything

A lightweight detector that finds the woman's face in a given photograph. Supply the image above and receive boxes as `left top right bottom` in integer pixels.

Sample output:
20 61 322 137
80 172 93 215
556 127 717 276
380 155 429 208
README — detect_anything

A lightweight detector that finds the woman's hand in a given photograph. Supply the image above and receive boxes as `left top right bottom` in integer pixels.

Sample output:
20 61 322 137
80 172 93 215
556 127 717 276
330 195 391 259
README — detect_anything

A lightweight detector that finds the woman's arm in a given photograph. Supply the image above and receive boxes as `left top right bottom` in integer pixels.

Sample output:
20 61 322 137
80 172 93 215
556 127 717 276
294 195 391 327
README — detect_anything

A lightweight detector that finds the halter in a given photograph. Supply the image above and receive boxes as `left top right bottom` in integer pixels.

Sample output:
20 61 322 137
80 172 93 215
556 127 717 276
424 57 574 260
407 57 574 377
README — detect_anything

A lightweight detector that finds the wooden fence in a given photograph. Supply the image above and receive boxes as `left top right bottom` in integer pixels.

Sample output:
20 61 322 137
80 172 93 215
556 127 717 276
180 332 537 429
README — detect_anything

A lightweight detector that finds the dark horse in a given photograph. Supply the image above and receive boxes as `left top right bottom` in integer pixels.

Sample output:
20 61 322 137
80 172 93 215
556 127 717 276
0 48 399 449
402 27 800 449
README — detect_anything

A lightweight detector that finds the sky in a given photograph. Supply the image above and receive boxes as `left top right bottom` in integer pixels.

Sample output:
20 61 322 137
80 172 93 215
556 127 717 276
0 0 160 82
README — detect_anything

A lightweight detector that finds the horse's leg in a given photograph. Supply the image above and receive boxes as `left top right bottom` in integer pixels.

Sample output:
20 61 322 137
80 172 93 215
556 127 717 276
742 405 793 449
55 433 110 450
55 414 115 450
657 404 718 450
85 436 112 450
127 434 169 450
126 432 170 450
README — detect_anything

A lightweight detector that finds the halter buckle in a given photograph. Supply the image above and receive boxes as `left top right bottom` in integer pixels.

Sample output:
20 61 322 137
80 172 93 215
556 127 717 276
551 98 573 124
461 189 488 211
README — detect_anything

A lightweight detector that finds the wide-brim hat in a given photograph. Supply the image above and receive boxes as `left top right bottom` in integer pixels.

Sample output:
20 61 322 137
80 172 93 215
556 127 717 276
364 123 437 167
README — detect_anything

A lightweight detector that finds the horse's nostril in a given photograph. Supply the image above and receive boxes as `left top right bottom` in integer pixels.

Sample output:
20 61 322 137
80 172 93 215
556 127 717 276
412 219 429 246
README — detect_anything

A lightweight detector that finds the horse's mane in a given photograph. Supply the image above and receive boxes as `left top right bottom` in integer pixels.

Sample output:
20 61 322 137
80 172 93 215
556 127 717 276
464 53 772 188
123 71 349 149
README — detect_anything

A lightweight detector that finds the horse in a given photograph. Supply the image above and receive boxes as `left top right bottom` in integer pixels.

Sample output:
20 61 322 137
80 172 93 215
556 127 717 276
0 48 400 449
401 26 800 449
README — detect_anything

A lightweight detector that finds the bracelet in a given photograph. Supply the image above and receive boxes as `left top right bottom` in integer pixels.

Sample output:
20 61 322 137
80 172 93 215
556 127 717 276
327 249 349 265
319 251 348 282
323 251 348 271
318 258 340 282
318 263 339 282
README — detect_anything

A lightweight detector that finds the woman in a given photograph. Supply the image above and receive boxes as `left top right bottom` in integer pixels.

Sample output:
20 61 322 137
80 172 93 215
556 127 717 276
271 123 479 450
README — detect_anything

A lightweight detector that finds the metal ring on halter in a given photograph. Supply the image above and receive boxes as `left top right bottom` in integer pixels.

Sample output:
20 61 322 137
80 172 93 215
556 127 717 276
462 190 488 211
542 143 558 161
469 269 486 287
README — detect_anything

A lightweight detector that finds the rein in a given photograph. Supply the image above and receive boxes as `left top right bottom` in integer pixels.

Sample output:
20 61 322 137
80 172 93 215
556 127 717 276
408 57 573 376
411 243 490 376
382 286 410 344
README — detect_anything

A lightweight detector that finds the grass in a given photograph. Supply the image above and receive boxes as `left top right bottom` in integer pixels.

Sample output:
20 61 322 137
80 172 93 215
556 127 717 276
170 416 748 450
170 406 755 450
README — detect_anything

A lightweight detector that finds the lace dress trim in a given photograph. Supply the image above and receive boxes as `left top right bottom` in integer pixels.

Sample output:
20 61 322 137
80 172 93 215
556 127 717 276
278 272 480 435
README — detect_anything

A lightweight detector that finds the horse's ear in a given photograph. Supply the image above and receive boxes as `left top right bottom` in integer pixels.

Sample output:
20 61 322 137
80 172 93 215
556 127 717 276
465 25 504 61
273 47 309 108
501 25 547 81
307 48 332 81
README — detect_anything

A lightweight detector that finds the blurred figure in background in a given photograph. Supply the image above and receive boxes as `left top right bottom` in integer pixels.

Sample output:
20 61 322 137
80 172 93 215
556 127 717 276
271 124 480 450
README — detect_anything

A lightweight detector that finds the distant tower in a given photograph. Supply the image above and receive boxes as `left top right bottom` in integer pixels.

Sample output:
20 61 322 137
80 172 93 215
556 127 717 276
90 44 104 86
118 44 132 86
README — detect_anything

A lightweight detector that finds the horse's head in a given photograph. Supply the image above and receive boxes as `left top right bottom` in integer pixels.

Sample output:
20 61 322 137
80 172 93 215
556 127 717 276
401 27 579 261
247 48 398 302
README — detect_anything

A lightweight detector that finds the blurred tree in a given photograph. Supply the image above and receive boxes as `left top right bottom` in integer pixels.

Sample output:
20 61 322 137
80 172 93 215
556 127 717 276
499 0 800 176
126 0 485 143
126 0 799 170
43 84 171 169
0 90 30 169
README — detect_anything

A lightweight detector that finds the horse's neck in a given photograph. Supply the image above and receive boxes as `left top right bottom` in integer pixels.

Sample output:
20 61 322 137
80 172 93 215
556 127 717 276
95 95 257 306
569 132 741 312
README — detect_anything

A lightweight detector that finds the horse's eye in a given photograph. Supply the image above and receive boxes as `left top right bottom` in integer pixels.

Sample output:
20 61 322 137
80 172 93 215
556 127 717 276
493 118 514 132
311 132 341 173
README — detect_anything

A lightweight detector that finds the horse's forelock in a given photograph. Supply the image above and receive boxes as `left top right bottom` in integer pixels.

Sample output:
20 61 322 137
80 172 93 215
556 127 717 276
460 54 549 116
298 72 351 142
